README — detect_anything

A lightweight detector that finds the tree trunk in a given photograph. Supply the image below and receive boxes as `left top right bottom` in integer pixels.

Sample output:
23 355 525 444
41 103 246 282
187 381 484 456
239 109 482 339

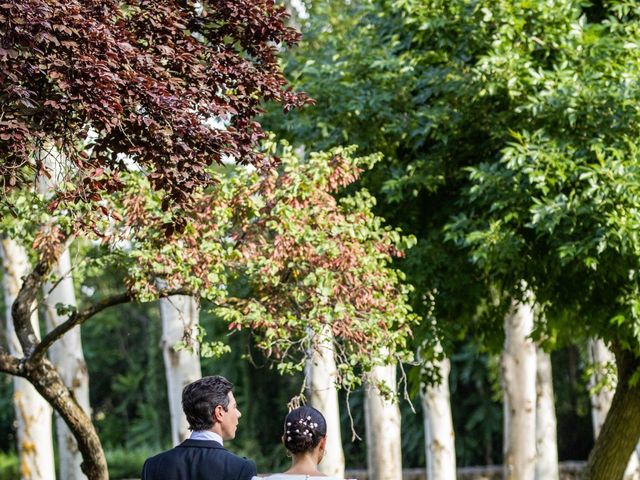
364 361 402 480
587 346 640 480
2 238 108 480
588 338 616 438
1 239 56 480
535 347 559 480
421 352 456 480
502 298 537 480
24 357 108 480
306 326 345 478
159 294 202 445
43 248 90 480
588 339 640 479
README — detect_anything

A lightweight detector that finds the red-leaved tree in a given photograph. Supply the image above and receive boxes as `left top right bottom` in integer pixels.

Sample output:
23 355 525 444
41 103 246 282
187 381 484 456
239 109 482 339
0 0 308 213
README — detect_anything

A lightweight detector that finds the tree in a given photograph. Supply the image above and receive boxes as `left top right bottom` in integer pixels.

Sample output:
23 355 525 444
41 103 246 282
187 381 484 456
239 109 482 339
364 359 402 480
39 147 91 480
0 0 309 215
501 299 537 480
447 7 640 467
158 294 202 446
535 347 559 480
421 342 456 480
43 248 90 480
265 1 640 477
588 339 640 479
305 326 345 478
1 239 55 480
0 143 419 479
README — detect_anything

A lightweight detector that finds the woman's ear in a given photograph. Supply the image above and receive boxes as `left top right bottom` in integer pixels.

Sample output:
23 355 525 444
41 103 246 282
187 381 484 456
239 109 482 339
318 435 327 457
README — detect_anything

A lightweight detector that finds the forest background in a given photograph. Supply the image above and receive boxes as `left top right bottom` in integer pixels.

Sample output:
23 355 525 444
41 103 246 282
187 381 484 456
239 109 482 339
3 0 640 479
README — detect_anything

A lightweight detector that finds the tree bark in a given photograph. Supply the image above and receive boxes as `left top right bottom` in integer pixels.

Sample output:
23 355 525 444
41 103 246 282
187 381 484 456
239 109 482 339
364 361 402 480
159 294 202 445
306 326 345 478
588 338 616 438
535 347 559 480
588 339 640 479
1 238 56 480
587 346 640 480
502 298 537 480
1 238 108 480
23 358 108 480
421 352 456 480
43 248 91 480
39 146 91 479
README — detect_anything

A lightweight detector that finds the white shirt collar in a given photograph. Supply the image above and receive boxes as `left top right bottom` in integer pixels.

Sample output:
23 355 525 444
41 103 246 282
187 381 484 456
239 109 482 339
189 430 224 445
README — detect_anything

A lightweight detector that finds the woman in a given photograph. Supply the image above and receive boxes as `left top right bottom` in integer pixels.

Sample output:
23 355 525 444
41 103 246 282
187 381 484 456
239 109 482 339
262 405 341 480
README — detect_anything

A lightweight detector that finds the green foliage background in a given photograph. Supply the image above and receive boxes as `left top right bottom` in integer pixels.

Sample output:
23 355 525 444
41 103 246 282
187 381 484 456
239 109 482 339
4 0 634 475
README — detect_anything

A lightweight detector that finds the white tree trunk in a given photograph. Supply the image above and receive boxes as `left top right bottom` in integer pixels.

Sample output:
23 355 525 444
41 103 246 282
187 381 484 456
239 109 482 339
534 347 559 480
588 339 640 479
588 338 616 439
364 361 402 480
38 146 91 480
421 352 456 480
1 239 56 480
502 298 537 480
159 294 202 445
42 248 90 480
306 326 345 478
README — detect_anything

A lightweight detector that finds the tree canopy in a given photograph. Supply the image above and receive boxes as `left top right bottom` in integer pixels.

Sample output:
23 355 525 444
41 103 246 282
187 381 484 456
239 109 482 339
263 1 640 477
265 0 640 350
0 0 309 215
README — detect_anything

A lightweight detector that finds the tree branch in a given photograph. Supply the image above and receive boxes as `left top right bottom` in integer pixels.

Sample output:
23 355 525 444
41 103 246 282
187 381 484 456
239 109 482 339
12 259 51 356
0 351 22 376
6 235 74 356
31 287 193 361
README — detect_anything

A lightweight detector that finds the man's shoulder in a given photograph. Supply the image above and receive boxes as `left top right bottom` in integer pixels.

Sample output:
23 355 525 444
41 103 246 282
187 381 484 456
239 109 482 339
207 445 256 469
146 441 253 464
142 441 255 480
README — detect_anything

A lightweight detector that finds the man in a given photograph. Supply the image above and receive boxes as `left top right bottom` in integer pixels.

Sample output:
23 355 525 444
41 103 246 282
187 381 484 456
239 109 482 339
142 376 257 480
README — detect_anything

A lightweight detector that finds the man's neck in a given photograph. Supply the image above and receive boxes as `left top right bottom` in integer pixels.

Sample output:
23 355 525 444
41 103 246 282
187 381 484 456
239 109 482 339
189 430 224 445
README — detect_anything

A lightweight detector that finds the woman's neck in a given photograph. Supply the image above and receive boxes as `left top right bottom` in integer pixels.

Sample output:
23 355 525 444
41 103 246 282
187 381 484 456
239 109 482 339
285 453 324 476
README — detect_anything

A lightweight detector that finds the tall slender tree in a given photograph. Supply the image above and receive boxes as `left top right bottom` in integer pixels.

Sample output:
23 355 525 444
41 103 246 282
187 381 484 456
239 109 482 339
501 299 537 480
0 3 312 476
42 248 90 480
2 239 55 480
421 343 456 480
306 326 345 478
158 294 202 446
39 147 91 480
535 347 559 480
364 360 402 480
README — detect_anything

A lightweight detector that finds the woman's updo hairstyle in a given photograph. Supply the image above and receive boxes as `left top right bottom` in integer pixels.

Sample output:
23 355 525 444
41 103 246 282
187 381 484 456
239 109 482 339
283 406 327 454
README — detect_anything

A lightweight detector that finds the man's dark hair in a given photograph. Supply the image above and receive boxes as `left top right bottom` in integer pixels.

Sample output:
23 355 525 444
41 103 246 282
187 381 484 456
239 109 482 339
182 376 233 431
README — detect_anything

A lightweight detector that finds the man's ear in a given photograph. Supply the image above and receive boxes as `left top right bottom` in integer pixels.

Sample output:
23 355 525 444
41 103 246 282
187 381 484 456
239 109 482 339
213 405 224 423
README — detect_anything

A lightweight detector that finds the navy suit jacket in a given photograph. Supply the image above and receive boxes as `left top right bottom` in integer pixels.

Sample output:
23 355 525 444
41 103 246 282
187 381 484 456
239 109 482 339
141 439 257 480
